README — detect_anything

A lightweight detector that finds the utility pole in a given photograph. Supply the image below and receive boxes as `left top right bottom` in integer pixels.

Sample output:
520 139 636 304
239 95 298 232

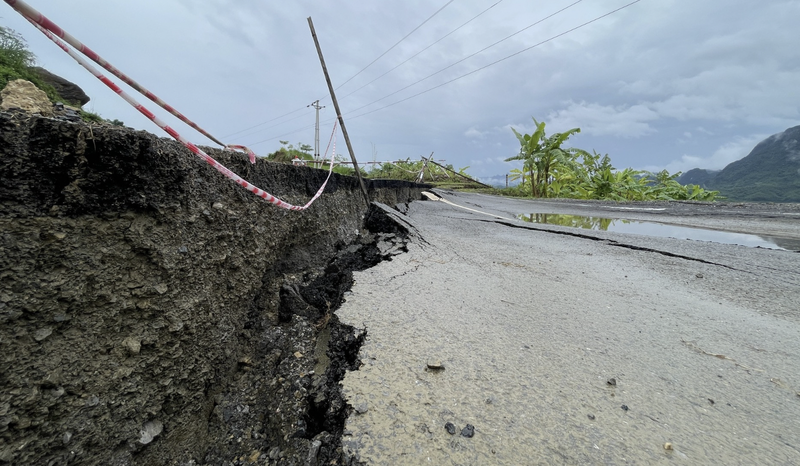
307 16 370 205
418 152 434 183
307 100 325 165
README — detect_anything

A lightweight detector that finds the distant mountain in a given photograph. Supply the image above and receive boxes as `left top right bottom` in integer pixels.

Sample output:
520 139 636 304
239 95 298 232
676 168 719 188
677 125 800 202
478 174 517 188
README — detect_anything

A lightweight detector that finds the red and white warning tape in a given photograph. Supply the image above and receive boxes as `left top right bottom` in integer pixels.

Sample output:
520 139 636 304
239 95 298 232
4 0 338 210
2 0 257 162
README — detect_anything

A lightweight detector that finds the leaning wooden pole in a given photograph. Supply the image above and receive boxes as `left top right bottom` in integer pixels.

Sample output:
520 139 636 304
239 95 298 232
307 17 370 205
427 160 493 188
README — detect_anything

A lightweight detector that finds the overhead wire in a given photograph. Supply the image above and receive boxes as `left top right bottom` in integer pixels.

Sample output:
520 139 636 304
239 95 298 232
231 0 456 144
245 123 317 148
345 0 585 116
221 105 308 139
245 0 641 150
226 111 314 141
338 0 507 102
333 0 456 92
346 0 642 122
224 1 455 142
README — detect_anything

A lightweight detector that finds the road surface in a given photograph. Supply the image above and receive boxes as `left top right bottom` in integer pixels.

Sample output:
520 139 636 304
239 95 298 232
337 191 800 465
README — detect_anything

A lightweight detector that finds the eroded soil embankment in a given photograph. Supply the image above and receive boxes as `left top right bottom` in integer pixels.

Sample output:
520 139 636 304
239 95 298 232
0 111 424 465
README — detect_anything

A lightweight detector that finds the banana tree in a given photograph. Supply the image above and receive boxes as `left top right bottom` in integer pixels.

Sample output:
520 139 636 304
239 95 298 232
506 118 586 197
508 168 528 186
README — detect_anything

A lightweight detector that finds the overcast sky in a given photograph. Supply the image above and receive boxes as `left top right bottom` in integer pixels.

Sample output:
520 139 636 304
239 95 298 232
3 0 799 179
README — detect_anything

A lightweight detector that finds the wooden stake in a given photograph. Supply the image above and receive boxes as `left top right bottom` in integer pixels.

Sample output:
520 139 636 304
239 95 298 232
307 17 370 205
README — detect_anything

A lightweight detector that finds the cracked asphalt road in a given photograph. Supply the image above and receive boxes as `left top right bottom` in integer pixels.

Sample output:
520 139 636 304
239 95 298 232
337 191 800 465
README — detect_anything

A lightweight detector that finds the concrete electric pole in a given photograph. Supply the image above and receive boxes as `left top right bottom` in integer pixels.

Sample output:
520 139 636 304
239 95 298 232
308 100 325 164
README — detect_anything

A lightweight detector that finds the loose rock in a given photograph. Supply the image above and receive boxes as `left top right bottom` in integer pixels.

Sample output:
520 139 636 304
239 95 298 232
426 360 445 371
30 67 90 106
461 424 475 438
269 447 281 460
444 422 456 435
354 402 368 414
122 336 141 355
0 79 54 116
305 440 322 466
138 420 163 445
33 327 53 342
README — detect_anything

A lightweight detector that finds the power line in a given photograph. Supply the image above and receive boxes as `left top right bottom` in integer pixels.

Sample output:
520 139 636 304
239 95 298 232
334 0 456 92
338 0 507 102
243 0 641 150
221 105 308 139
229 110 316 141
244 123 316 148
224 1 454 141
346 0 642 122
345 0 585 116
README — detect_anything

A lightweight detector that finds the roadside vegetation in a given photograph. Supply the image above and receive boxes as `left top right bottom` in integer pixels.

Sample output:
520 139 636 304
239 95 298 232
266 119 717 202
1 25 60 101
265 140 365 177
1 25 112 124
266 141 485 187
502 118 719 201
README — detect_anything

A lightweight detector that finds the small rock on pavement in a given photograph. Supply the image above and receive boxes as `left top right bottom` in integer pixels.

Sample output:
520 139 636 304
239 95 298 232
587 414 595 420
696 273 704 278
621 404 629 411
426 360 445 371
607 378 617 386
461 424 475 438
354 402 368 414
444 422 456 435
664 442 673 451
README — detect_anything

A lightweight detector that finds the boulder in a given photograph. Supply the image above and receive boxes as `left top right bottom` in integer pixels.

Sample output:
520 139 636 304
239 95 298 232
0 79 54 116
31 67 90 106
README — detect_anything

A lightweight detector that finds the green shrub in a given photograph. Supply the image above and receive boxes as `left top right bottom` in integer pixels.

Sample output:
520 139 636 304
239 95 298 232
0 26 68 104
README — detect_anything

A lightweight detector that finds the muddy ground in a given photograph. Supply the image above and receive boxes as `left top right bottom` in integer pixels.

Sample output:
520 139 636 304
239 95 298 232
0 111 426 466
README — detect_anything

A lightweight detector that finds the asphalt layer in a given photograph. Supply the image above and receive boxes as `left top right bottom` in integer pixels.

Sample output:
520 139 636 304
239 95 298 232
336 191 800 465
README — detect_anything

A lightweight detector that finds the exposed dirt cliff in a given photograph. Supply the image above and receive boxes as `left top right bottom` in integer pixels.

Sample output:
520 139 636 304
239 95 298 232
0 111 425 465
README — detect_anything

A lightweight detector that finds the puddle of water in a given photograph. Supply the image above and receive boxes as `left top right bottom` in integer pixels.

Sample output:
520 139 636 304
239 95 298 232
517 213 797 251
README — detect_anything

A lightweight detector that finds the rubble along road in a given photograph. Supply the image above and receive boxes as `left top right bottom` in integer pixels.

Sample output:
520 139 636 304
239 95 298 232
337 190 800 465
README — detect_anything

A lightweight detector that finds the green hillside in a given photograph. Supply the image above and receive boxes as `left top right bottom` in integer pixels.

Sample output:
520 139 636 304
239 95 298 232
676 168 719 189
678 125 800 202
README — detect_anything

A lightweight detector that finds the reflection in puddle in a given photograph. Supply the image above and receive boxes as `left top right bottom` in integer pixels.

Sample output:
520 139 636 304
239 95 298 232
517 213 797 251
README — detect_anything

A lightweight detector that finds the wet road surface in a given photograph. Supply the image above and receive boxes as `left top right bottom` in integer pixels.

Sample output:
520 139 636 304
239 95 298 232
337 191 800 465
